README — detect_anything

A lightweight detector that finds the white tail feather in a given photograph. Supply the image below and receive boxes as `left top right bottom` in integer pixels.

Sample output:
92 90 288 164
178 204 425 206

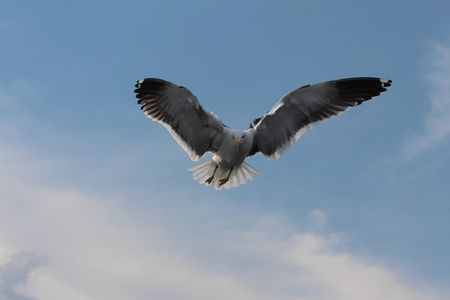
188 159 260 190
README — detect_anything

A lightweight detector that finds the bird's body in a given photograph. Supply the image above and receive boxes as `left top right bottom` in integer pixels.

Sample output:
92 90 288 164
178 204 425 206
134 77 391 189
214 128 253 168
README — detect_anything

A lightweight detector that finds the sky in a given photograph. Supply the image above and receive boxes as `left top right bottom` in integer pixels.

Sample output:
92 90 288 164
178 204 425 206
1 1 450 299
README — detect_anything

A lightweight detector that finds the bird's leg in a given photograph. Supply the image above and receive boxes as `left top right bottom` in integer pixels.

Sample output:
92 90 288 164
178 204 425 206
205 165 218 185
218 167 234 186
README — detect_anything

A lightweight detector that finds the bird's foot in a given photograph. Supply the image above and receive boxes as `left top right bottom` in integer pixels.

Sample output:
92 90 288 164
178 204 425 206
218 178 229 186
205 165 219 185
218 167 233 186
205 176 214 185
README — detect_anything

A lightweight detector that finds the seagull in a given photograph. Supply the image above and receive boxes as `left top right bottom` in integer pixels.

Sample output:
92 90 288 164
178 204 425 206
134 77 391 190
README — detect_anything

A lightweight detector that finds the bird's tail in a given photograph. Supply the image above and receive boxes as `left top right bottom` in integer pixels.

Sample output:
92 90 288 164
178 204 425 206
188 159 260 190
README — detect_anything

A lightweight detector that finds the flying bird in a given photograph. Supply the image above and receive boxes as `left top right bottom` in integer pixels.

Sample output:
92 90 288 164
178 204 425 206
134 77 391 189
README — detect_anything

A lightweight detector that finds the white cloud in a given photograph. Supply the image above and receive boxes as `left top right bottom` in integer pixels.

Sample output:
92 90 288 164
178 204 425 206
402 41 450 160
0 142 447 300
0 172 267 300
286 234 444 300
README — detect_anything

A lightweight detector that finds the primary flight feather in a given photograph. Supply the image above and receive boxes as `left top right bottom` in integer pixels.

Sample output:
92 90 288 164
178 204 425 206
134 77 392 189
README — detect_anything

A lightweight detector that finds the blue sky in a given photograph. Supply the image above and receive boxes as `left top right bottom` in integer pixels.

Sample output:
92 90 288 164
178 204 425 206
1 1 450 299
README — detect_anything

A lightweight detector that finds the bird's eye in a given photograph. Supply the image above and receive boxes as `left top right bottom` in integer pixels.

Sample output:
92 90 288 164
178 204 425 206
241 135 245 139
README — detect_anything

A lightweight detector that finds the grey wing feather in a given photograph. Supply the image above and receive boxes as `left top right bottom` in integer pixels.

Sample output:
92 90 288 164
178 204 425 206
135 78 224 161
252 77 392 159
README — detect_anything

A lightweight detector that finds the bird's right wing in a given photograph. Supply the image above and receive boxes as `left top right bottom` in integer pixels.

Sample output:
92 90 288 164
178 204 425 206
135 78 224 161
251 77 392 159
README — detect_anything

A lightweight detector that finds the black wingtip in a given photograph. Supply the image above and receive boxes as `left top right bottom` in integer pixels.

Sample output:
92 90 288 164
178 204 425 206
135 78 171 89
380 78 392 88
134 78 173 101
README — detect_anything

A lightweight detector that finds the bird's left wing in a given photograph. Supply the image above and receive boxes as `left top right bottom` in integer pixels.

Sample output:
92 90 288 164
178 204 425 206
251 77 392 159
135 78 224 161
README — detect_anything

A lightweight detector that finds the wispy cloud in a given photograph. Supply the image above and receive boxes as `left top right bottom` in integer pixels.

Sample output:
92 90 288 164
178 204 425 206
0 141 446 300
402 41 450 160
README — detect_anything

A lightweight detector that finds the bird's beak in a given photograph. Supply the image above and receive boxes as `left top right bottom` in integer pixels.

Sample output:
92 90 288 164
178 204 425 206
236 140 240 150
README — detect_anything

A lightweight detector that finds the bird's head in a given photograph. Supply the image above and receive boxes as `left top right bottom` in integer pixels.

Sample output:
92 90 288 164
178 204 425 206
231 132 247 150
